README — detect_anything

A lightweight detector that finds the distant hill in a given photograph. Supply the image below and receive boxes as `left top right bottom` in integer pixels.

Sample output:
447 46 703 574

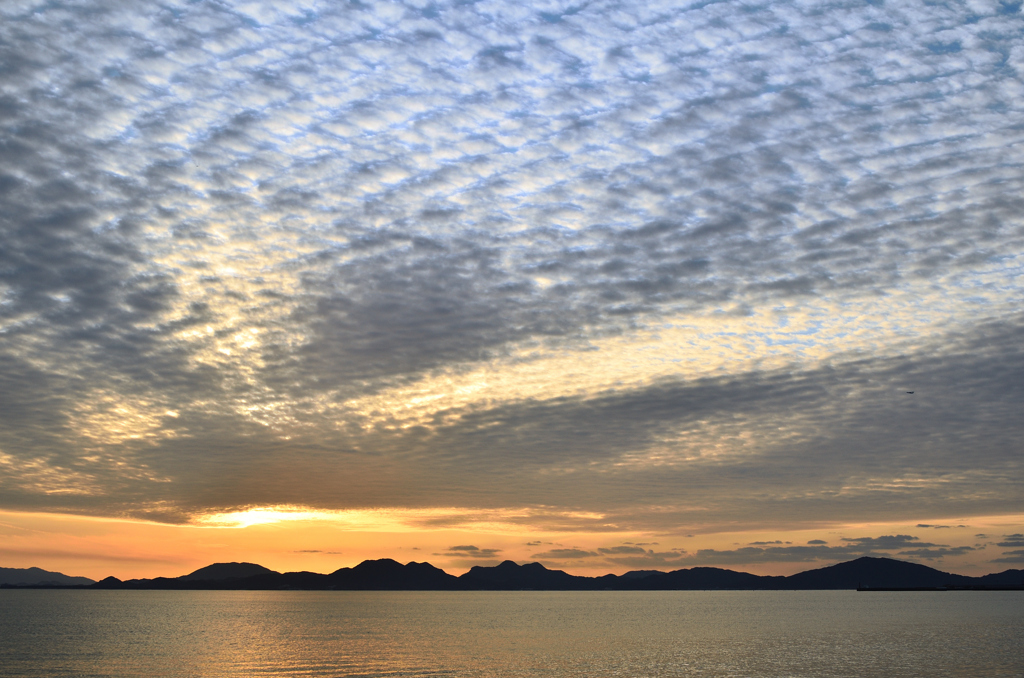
627 566 781 590
0 566 94 587
619 570 665 580
13 556 1024 591
974 568 1024 586
460 560 597 590
179 562 279 581
781 556 975 589
327 559 460 590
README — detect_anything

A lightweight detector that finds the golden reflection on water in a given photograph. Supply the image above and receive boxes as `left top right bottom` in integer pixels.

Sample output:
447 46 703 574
1 590 1021 677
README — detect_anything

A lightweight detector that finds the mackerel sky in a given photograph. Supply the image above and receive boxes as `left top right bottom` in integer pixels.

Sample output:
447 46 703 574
1 0 1023 576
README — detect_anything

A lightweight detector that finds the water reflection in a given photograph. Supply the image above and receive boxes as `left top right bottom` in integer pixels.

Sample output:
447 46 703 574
1 590 1021 677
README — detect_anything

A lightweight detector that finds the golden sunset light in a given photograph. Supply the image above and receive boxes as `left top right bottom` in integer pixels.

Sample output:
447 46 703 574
2 0 1024 594
6 2 1024 675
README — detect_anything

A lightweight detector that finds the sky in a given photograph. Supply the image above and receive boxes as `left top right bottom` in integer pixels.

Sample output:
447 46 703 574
1 0 1023 581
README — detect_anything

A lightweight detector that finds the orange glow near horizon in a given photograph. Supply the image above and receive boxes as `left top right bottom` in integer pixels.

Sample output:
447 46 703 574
1 508 1020 582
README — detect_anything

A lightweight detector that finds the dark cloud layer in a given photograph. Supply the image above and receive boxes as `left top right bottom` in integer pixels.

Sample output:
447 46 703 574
433 545 502 562
533 534 980 569
992 534 1024 563
0 0 1022 542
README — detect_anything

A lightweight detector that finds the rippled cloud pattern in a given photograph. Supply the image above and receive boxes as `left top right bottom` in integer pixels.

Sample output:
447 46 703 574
1 0 1023 565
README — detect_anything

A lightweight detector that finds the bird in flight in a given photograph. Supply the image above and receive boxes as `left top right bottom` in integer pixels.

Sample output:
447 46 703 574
906 391 914 394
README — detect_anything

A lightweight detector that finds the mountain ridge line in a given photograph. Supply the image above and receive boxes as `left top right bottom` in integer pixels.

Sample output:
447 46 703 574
4 557 1023 591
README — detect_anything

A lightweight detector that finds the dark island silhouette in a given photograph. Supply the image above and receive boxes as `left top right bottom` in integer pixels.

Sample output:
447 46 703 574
178 562 278 582
5 556 1014 591
0 566 96 587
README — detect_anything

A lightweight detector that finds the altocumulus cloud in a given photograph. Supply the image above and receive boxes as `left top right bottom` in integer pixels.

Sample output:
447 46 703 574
532 534 978 568
531 548 600 560
687 535 977 566
438 545 503 559
0 0 1022 538
992 534 1024 563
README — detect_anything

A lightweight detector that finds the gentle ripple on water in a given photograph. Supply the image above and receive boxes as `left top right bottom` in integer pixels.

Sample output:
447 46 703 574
1 590 1022 677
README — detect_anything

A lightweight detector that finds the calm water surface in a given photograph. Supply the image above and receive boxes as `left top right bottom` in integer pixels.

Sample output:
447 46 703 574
1 590 1021 677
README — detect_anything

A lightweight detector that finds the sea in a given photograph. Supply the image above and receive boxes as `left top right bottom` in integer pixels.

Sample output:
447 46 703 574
1 590 1021 677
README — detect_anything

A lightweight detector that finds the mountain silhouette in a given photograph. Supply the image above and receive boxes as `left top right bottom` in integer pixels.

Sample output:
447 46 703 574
327 559 460 590
0 566 95 587
625 566 780 590
619 570 666 580
973 568 1024 586
10 556 1024 590
179 562 279 581
460 560 597 590
781 556 974 589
